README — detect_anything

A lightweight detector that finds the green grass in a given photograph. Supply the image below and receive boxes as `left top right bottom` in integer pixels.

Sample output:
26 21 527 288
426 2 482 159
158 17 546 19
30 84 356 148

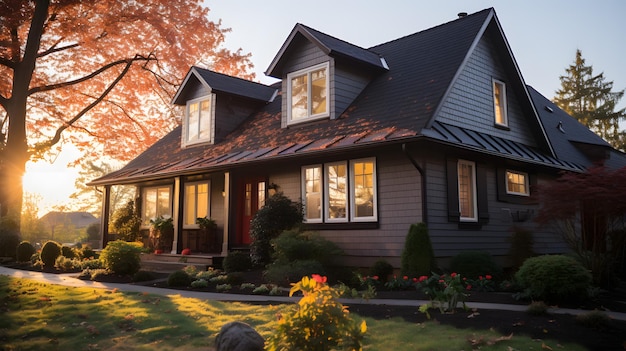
0 275 587 350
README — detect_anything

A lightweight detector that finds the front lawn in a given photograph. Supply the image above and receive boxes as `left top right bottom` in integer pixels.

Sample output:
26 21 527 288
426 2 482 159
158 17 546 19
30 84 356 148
0 275 591 351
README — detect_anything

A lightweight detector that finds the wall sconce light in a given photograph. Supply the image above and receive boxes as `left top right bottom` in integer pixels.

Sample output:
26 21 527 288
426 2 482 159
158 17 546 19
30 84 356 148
268 183 279 197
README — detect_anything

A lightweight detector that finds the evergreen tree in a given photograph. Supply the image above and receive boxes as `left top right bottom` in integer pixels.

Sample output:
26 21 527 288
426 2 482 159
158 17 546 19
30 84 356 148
554 50 626 151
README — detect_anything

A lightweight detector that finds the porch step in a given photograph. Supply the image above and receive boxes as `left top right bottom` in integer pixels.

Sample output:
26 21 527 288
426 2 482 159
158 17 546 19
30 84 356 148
140 253 218 273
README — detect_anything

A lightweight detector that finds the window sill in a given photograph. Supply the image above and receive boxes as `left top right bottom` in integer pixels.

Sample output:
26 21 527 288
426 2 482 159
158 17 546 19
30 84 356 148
494 123 510 131
287 114 329 127
303 222 379 231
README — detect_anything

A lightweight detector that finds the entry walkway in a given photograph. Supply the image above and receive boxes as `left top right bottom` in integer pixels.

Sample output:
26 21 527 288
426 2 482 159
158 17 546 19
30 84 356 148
1 266 625 321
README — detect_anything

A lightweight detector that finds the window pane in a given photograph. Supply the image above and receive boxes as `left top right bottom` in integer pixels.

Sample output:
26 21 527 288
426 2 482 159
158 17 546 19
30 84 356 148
327 163 347 219
144 188 157 225
157 187 171 217
311 68 327 115
458 162 475 219
353 161 374 218
184 185 196 226
291 74 308 120
494 81 506 125
199 100 211 139
304 166 322 220
188 102 199 141
245 183 252 216
258 182 266 210
506 171 528 195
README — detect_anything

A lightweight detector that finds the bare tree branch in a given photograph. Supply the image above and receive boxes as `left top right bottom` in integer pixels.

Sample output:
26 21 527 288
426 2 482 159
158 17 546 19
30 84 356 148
33 54 155 154
28 54 156 95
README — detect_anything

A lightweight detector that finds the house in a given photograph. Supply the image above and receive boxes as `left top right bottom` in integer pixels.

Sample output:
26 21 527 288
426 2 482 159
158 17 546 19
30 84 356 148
89 8 626 269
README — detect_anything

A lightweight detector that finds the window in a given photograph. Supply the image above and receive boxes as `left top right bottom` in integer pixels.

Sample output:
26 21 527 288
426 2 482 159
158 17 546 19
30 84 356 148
302 165 323 222
288 62 329 124
184 95 214 146
458 160 477 222
506 170 529 196
302 158 377 223
142 186 172 226
325 162 347 222
258 181 266 209
492 79 508 127
351 159 377 221
184 182 210 227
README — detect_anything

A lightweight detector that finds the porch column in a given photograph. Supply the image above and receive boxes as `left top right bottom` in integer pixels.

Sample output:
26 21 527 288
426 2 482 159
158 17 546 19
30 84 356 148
222 172 230 255
100 185 111 249
171 176 181 254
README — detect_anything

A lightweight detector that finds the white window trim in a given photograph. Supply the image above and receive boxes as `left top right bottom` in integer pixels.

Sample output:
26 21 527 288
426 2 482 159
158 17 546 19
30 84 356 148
492 79 508 127
458 160 477 222
141 185 173 227
324 161 349 223
302 165 323 223
287 62 330 125
505 170 530 196
350 158 378 222
183 181 211 229
182 94 215 148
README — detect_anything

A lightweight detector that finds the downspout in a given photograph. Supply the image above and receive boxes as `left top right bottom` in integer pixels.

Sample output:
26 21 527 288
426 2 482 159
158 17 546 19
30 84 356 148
402 143 428 224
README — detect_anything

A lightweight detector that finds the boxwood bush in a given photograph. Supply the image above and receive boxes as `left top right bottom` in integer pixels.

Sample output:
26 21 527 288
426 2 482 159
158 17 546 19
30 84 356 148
515 255 592 303
449 250 502 280
40 241 62 267
100 240 143 275
16 241 36 263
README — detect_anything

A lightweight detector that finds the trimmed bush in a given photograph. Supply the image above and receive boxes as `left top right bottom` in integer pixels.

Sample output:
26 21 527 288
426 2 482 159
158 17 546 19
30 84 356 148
265 259 325 285
55 256 81 272
16 241 36 262
100 240 143 275
78 246 97 260
370 260 394 283
167 270 191 287
401 223 437 278
40 241 62 267
449 251 502 280
250 192 303 266
223 251 253 273
515 255 592 303
133 270 157 282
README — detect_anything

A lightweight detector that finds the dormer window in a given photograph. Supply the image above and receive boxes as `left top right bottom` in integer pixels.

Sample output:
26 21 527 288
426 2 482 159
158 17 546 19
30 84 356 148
492 79 508 127
287 62 329 124
184 95 214 146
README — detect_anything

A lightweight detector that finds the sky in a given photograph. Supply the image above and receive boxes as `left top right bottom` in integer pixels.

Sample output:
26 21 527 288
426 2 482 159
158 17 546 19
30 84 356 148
23 0 626 217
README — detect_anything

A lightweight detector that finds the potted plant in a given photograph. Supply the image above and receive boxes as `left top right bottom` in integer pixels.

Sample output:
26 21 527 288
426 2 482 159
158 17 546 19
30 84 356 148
149 215 174 253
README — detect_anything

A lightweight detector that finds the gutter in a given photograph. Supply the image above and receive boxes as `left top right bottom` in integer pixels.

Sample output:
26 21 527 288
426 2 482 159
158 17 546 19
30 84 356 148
401 143 428 224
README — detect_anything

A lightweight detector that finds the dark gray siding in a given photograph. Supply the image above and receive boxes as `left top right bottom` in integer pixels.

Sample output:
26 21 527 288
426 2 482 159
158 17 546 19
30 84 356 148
269 152 423 268
334 62 372 118
437 35 538 146
214 95 260 143
422 150 567 267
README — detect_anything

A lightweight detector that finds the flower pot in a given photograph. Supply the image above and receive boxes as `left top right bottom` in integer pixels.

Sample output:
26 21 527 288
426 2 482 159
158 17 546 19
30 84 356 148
181 248 191 255
154 249 163 254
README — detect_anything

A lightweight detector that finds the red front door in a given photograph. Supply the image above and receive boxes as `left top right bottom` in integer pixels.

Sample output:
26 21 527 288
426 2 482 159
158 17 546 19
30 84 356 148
236 177 266 245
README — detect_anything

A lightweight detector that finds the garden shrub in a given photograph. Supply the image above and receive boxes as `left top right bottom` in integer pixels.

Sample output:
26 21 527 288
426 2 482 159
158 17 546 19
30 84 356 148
16 241 36 262
401 223 437 278
265 259 325 285
40 241 62 267
167 270 191 287
250 192 303 266
264 230 343 285
61 245 77 259
515 255 592 303
0 217 20 259
449 250 502 280
509 227 534 269
266 275 366 351
80 258 103 270
100 240 143 275
55 256 81 271
223 250 253 273
78 246 97 260
576 310 612 329
526 301 548 316
226 272 244 285
369 259 394 283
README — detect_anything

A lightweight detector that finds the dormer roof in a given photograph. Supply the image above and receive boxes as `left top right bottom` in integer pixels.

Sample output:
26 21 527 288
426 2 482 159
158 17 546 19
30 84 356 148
172 66 277 105
265 23 388 78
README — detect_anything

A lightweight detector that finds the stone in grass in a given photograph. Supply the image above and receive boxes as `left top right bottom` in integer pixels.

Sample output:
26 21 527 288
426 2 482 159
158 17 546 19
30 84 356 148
215 321 264 351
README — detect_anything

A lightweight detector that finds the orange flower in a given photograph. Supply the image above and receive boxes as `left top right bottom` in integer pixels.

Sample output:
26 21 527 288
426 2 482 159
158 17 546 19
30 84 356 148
311 274 327 284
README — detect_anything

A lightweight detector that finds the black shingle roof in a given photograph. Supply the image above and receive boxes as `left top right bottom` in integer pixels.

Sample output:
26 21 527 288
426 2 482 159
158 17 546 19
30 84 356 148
91 8 623 186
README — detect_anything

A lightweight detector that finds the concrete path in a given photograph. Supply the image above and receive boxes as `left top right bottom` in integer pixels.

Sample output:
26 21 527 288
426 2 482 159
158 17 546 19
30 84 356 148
1 266 625 321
